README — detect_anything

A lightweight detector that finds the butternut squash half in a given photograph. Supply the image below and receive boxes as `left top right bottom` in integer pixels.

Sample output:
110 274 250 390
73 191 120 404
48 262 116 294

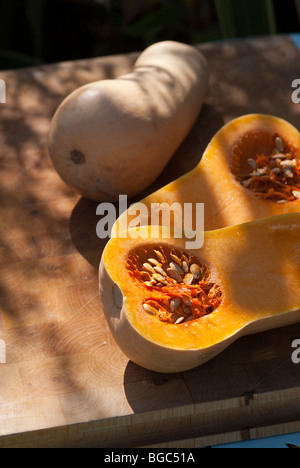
100 213 300 373
114 114 300 235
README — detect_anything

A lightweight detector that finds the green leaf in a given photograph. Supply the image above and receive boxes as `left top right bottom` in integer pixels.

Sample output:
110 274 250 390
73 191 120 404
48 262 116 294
26 0 47 58
0 49 44 70
123 5 183 38
214 0 277 39
214 0 237 38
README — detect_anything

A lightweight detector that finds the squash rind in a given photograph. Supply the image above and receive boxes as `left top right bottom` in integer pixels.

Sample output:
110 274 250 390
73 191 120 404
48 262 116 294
100 213 300 373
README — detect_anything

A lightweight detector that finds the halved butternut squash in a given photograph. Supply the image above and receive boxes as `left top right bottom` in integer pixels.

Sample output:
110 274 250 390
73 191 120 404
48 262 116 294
114 114 300 235
100 213 300 373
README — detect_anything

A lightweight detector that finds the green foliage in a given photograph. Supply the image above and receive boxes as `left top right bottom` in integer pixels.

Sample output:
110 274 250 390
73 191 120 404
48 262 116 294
214 0 277 38
0 0 298 70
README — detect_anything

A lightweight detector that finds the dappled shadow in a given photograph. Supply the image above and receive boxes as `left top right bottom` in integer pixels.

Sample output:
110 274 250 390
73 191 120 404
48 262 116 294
69 197 108 269
123 322 300 444
0 50 137 441
1 34 300 446
120 36 300 446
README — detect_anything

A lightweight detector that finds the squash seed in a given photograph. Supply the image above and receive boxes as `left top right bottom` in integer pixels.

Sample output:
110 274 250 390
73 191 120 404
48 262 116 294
247 158 257 170
143 263 155 274
144 279 156 287
241 178 252 188
275 137 284 153
272 167 281 174
182 260 189 273
154 250 164 262
293 190 300 200
183 306 192 316
271 153 286 160
190 264 202 279
181 254 189 263
170 297 182 312
277 199 287 204
148 258 161 267
170 253 182 266
152 273 167 283
154 266 167 277
182 295 193 306
183 273 194 285
185 315 194 322
169 262 184 275
174 317 185 325
283 169 294 179
143 303 158 316
167 268 182 283
280 160 296 169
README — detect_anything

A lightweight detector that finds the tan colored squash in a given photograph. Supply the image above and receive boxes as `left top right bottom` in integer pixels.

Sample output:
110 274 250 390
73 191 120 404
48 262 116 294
100 213 300 373
48 41 208 201
114 114 300 235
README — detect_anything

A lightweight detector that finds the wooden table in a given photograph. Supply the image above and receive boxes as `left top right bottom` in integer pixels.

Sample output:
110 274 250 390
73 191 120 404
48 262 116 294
1 35 300 448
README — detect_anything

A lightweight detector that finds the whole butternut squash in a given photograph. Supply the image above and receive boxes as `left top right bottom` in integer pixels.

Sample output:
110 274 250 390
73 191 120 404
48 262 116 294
48 41 208 201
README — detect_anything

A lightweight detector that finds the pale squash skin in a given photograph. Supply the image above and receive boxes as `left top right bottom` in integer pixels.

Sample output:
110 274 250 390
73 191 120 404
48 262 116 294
48 41 208 202
100 214 300 373
113 114 300 236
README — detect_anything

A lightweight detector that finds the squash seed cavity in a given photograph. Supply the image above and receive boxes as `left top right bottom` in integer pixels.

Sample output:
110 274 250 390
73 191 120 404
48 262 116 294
231 132 300 203
127 246 223 325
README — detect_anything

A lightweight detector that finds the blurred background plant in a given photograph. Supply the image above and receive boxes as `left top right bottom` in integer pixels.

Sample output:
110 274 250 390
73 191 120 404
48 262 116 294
0 0 300 70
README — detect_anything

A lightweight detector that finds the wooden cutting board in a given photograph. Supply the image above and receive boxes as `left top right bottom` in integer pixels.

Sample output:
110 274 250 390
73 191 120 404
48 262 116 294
1 35 300 448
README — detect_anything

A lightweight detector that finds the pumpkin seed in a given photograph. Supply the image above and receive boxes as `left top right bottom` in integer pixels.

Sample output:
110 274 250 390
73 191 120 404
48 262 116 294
275 137 284 153
169 262 184 275
170 297 182 312
143 303 158 316
154 266 167 277
167 268 182 283
154 250 164 262
174 317 185 325
183 273 194 285
143 263 155 274
190 264 202 279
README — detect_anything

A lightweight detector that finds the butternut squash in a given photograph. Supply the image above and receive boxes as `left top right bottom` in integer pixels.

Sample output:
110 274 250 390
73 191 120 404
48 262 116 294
114 114 300 235
100 213 300 373
48 41 208 201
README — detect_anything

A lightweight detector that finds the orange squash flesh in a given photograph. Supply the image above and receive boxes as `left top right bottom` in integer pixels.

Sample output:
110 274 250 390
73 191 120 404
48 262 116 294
99 213 300 373
114 114 300 236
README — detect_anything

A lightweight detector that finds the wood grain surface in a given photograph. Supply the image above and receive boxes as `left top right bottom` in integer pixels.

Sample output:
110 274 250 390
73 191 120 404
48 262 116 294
1 35 300 448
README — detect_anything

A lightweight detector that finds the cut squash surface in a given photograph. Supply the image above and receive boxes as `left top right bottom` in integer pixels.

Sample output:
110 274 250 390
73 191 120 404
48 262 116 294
114 114 300 237
100 213 300 373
